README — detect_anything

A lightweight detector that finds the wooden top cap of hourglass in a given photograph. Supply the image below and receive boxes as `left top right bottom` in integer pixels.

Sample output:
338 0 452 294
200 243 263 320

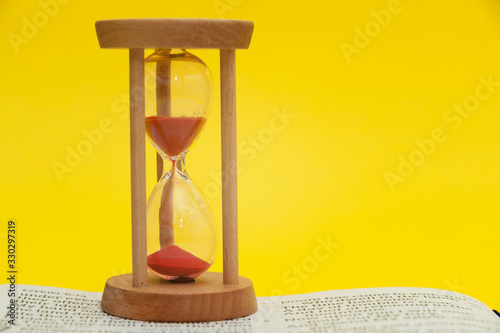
95 19 254 49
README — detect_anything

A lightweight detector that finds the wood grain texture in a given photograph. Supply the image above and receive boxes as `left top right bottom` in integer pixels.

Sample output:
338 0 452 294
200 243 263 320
156 155 164 181
159 170 175 247
95 19 254 49
101 272 258 322
129 49 148 288
156 51 174 248
220 49 239 285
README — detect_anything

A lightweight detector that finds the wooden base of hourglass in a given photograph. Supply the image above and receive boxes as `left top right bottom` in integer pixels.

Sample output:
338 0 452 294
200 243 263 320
101 272 257 322
95 19 256 323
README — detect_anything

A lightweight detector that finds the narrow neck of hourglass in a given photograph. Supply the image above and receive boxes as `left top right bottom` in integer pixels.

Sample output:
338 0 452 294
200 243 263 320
164 153 187 177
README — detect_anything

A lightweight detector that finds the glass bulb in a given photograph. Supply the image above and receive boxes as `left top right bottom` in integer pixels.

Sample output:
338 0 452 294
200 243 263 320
144 49 216 282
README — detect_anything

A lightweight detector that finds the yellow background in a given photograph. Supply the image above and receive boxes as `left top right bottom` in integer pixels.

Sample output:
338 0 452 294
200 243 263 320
1 0 500 308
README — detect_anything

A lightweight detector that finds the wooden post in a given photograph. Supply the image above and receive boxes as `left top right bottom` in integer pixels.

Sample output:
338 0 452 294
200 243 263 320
159 174 175 247
220 49 239 285
129 48 148 288
156 50 172 181
156 50 175 248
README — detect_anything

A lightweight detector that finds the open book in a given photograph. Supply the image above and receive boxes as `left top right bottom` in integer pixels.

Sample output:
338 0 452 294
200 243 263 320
1 284 499 332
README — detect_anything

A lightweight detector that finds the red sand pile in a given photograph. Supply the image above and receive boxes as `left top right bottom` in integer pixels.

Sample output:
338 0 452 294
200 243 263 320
147 245 210 277
145 116 206 157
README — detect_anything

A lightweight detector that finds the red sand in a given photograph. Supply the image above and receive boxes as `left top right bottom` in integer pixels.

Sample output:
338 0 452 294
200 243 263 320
145 116 207 157
147 245 210 277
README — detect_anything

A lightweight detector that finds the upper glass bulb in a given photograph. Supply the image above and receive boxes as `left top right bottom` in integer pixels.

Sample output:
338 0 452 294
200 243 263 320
145 49 213 160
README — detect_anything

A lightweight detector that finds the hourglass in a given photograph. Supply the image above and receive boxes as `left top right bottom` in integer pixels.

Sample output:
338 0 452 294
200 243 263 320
145 48 216 283
95 19 256 322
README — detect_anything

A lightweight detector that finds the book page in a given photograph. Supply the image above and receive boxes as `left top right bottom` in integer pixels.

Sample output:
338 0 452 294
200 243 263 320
1 284 499 332
255 287 500 332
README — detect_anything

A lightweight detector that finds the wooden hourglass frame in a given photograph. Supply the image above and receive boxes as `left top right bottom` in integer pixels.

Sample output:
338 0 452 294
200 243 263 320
95 19 256 322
